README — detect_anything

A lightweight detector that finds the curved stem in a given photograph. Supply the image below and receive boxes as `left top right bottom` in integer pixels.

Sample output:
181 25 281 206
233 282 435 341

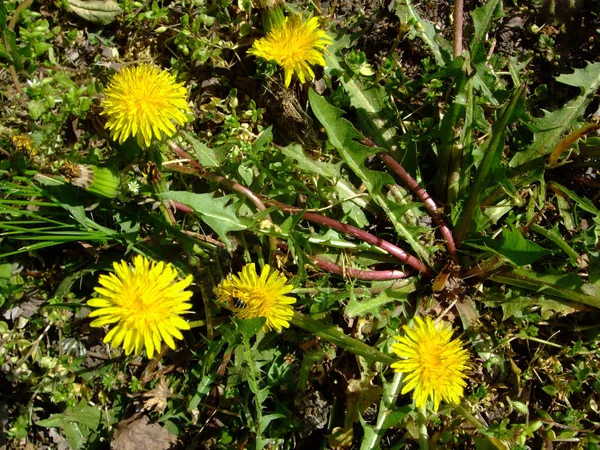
378 152 459 265
167 140 278 260
268 199 434 278
290 312 396 365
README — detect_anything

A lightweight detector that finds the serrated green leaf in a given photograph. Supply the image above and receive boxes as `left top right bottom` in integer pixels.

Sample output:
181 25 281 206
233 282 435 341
37 400 101 450
324 34 418 174
308 89 431 263
490 269 600 309
67 0 122 25
455 85 526 243
394 0 451 67
510 62 600 167
159 191 251 252
182 131 227 168
549 182 600 216
281 143 341 179
481 288 576 321
189 374 217 410
470 0 503 64
483 225 551 266
345 281 414 319
282 143 368 227
233 317 265 340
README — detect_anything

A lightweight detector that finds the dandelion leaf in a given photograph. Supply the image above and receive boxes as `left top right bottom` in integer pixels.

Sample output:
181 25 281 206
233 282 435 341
510 62 600 167
309 89 431 263
159 191 251 252
484 224 551 266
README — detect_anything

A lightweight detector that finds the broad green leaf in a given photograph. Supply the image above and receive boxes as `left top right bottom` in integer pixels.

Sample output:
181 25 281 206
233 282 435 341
233 317 265 340
510 62 600 167
281 143 341 180
182 131 227 168
483 225 550 266
308 89 431 263
67 0 122 25
159 191 251 252
37 400 101 450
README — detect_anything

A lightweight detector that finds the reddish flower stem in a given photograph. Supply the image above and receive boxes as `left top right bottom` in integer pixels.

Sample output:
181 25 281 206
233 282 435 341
311 258 408 280
276 240 409 281
168 141 269 214
378 152 459 265
266 199 434 278
167 141 432 278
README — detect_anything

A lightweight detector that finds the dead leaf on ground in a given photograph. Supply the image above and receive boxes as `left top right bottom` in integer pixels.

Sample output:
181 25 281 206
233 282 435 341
111 416 177 450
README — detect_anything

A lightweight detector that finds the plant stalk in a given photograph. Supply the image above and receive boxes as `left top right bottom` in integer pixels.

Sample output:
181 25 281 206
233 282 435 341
290 312 396 365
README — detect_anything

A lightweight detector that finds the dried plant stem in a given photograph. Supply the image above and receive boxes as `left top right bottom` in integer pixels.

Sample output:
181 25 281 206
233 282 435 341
378 152 459 265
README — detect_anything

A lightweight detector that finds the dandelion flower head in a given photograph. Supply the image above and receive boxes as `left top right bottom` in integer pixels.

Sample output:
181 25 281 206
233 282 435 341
101 64 191 147
88 255 193 358
391 316 470 411
214 263 295 332
249 15 332 87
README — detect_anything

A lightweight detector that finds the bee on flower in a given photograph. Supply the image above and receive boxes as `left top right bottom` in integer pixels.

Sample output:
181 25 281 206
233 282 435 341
214 263 295 332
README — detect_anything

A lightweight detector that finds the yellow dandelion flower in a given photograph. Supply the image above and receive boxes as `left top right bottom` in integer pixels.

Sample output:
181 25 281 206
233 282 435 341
249 15 332 87
214 263 295 332
101 64 191 148
391 316 470 412
88 255 193 358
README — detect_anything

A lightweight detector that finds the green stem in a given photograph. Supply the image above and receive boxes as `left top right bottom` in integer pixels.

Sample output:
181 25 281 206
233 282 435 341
490 270 600 309
417 406 429 450
453 403 487 430
529 224 580 262
290 312 396 365
361 372 404 450
188 319 206 329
